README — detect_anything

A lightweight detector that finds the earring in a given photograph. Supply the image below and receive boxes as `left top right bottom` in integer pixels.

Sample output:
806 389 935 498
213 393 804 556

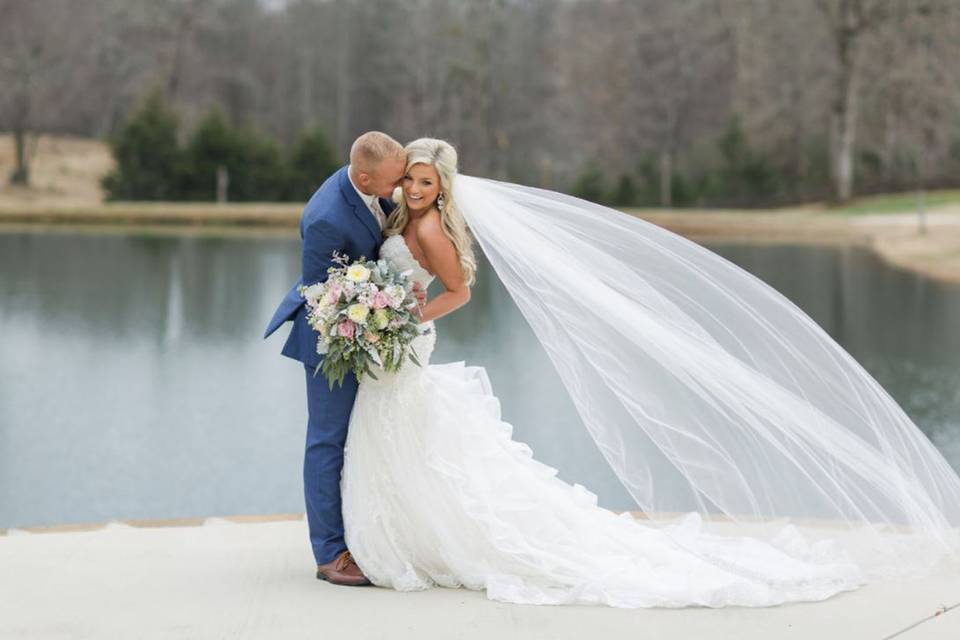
437 192 445 212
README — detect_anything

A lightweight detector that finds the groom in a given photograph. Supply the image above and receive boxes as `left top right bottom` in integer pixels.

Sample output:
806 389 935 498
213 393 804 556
264 131 417 586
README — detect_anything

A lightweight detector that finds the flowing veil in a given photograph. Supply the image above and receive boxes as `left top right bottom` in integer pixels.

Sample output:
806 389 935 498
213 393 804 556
453 174 960 579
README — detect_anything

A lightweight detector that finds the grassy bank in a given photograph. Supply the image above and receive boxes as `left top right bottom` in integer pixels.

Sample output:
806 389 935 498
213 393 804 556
635 206 960 285
0 200 301 227
2 197 960 286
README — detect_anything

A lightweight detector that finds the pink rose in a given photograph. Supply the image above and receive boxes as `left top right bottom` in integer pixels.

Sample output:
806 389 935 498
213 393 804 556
327 284 341 305
337 319 355 339
364 330 380 343
372 291 389 309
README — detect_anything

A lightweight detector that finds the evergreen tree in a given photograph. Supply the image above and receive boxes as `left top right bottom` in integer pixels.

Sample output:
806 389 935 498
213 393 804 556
612 174 637 207
101 90 184 201
285 126 340 201
180 110 240 201
237 129 287 202
716 118 779 205
570 162 607 204
181 110 286 201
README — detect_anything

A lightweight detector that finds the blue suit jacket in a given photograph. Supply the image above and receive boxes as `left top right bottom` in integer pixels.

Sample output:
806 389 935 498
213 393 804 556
264 166 392 367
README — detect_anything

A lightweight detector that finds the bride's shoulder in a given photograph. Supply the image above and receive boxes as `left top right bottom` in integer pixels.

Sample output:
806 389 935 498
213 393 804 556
414 209 446 244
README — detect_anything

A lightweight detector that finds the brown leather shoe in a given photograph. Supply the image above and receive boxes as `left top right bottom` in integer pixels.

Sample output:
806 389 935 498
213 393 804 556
316 550 371 586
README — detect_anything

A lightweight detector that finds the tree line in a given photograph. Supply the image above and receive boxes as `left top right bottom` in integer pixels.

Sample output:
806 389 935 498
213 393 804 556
105 89 788 206
2 0 959 207
102 91 338 201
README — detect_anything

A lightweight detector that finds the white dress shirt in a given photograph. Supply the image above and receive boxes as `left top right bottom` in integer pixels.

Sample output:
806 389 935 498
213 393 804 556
347 165 386 230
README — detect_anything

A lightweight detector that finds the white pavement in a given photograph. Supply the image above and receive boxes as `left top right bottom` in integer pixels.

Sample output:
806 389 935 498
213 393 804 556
1 516 958 640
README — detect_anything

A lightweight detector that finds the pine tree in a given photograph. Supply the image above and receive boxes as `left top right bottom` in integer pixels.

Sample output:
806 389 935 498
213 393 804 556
285 126 340 201
101 90 184 201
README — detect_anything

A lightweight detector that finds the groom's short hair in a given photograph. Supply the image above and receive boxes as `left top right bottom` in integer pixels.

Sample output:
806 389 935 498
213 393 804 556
350 132 405 174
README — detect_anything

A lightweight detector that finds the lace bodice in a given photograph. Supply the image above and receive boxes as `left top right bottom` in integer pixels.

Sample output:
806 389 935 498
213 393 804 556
380 234 435 288
376 234 436 370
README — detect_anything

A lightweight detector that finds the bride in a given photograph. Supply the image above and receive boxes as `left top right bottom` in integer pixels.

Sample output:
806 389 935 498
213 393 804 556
340 138 960 608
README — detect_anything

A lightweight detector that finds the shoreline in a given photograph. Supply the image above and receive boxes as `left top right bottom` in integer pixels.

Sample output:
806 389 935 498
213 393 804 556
636 208 960 286
2 202 960 286
0 509 898 537
0 513 307 536
2 512 648 536
0 201 301 227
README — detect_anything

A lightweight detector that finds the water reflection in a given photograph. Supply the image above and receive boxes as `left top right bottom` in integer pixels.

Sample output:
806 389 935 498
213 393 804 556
1 233 958 528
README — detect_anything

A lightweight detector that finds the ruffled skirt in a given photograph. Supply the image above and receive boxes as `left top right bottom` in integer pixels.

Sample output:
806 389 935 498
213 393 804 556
341 329 865 607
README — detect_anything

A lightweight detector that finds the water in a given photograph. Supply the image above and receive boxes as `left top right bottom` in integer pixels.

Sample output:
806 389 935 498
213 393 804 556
1 231 958 528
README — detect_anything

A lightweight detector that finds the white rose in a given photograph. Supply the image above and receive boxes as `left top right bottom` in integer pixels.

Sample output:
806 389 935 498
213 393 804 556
301 283 327 307
346 264 371 283
347 303 370 324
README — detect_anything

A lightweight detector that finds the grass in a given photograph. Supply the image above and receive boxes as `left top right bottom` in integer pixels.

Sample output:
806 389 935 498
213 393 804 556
0 133 113 206
827 189 960 215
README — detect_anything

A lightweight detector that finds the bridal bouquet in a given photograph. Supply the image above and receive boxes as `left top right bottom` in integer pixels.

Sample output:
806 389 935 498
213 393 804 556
299 251 428 388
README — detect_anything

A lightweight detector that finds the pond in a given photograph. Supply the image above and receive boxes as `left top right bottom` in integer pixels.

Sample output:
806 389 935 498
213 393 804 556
1 231 958 528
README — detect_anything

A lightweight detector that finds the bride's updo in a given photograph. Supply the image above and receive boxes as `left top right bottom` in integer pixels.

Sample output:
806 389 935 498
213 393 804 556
385 138 477 286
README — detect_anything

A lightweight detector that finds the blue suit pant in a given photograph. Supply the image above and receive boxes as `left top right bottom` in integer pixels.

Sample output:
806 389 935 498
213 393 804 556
303 363 359 565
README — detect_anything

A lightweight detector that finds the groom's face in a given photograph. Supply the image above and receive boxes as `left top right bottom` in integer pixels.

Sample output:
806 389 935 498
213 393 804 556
362 156 407 199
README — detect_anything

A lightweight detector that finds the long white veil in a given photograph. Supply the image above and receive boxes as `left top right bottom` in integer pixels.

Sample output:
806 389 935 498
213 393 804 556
454 174 960 578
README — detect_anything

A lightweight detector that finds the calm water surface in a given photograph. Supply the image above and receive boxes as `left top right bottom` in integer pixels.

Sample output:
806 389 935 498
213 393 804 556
1 232 958 528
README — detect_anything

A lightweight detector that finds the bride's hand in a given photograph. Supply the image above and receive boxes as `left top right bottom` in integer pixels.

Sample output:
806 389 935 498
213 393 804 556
412 281 428 308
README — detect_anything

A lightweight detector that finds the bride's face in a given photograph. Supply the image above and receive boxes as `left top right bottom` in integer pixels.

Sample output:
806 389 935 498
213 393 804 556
402 163 441 215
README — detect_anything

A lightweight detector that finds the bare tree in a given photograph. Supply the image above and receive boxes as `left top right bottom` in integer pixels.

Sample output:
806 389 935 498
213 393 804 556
0 0 82 185
2 0 959 204
632 0 732 206
813 0 944 202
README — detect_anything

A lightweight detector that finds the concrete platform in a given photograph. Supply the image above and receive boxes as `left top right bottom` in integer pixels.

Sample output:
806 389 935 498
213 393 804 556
1 516 958 639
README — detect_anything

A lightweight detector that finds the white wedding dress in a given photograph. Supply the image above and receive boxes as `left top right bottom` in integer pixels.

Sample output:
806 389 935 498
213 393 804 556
340 234 866 608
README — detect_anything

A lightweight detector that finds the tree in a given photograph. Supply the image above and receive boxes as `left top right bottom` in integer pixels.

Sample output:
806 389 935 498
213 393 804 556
813 0 942 202
571 162 607 204
286 126 340 201
102 90 184 201
4 0 960 206
0 0 76 185
612 174 637 207
715 118 779 206
181 109 287 202
629 1 733 207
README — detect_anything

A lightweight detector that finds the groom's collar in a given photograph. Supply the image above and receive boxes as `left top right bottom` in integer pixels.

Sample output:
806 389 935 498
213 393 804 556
337 165 382 245
336 165 365 211
346 164 378 210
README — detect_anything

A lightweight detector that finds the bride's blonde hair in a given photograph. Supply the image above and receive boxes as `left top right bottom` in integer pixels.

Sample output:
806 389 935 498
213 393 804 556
384 138 477 286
